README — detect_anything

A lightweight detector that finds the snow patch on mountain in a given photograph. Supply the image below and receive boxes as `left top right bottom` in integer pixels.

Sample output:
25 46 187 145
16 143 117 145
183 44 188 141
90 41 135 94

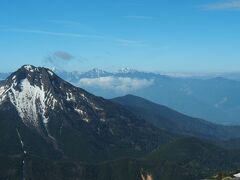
74 108 84 115
0 85 7 103
100 118 106 122
66 92 75 101
118 67 137 74
12 75 16 80
23 65 35 72
45 91 58 109
48 70 54 76
8 78 49 127
0 86 5 96
83 118 90 123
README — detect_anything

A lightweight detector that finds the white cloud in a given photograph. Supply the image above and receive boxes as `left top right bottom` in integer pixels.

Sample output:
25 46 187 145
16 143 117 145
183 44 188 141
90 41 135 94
79 76 154 92
115 38 145 47
201 0 240 10
7 28 104 39
123 16 155 20
48 20 83 26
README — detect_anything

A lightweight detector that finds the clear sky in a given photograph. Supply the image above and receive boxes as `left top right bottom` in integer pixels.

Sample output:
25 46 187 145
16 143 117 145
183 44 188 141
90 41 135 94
0 0 240 72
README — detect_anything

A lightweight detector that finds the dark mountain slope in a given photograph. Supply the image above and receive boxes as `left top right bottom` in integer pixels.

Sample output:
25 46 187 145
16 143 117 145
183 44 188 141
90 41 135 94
146 137 240 180
0 65 174 163
112 94 240 140
2 137 240 180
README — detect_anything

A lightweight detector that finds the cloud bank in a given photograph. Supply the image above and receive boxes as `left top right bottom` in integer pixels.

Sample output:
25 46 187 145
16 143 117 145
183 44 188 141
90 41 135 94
79 76 154 92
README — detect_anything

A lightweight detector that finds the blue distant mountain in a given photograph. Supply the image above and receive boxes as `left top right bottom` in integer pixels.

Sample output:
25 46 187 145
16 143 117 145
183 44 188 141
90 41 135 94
0 73 10 80
53 68 240 125
1 68 240 125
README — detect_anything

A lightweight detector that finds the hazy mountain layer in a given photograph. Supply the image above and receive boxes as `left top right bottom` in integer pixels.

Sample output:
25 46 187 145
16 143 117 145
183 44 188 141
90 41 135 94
55 68 240 125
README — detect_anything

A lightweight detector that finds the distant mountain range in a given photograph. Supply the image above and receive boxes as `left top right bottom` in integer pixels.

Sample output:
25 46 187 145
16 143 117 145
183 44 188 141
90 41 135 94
53 68 240 125
0 73 10 80
2 68 240 125
1 65 240 179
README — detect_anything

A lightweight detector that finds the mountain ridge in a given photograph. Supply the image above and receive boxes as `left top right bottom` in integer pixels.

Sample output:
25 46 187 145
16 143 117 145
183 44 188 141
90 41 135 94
65 69 240 125
112 94 240 140
0 65 175 163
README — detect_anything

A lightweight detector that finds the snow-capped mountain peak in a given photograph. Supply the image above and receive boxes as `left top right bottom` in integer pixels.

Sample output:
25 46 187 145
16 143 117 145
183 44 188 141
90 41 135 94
0 65 59 130
22 64 35 72
80 68 112 78
0 65 168 165
117 67 137 74
0 65 109 135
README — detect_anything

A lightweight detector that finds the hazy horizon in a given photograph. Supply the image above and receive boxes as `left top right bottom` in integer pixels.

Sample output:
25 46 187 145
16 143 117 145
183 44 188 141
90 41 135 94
1 64 240 76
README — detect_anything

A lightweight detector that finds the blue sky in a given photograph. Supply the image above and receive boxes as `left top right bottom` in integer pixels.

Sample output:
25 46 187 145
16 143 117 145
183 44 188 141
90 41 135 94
0 0 240 72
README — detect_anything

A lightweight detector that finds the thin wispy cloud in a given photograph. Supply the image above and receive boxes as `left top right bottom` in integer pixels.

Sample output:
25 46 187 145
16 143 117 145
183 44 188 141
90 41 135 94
6 27 145 47
48 20 99 35
201 0 240 10
7 28 104 39
115 38 145 47
123 16 155 20
48 20 83 26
